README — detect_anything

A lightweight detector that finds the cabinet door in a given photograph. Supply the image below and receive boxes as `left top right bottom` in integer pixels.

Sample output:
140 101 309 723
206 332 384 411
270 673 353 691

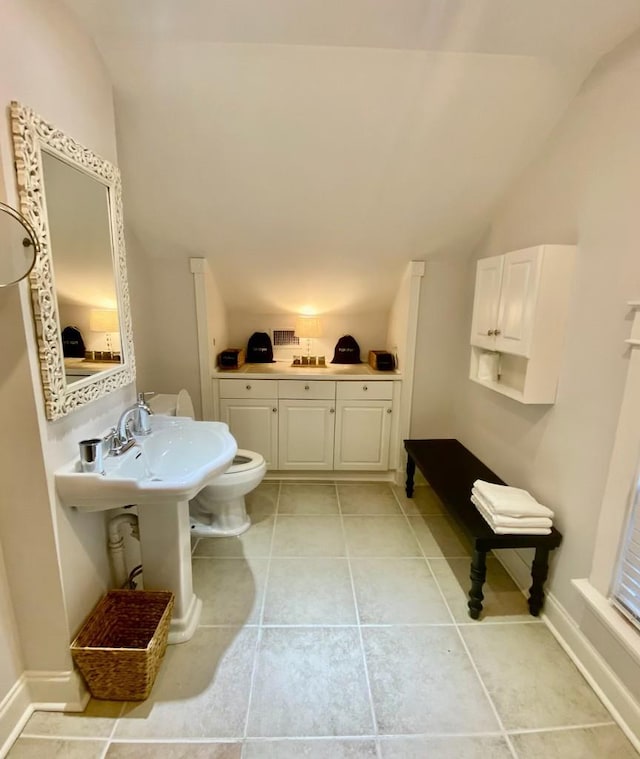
334 401 391 471
495 247 542 356
470 255 504 348
278 400 335 470
219 399 278 469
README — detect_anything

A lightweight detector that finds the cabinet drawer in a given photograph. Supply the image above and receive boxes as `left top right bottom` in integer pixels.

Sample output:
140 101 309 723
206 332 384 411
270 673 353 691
278 380 336 400
336 381 393 401
219 379 278 399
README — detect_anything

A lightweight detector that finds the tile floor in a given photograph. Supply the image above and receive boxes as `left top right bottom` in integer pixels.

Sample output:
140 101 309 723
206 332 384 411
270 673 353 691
9 482 639 758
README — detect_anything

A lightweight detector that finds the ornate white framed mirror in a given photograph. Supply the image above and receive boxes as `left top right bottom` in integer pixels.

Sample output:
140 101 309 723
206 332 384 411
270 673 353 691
10 101 135 420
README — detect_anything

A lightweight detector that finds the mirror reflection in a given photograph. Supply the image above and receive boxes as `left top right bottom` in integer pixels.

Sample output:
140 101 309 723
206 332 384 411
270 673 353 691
41 151 122 385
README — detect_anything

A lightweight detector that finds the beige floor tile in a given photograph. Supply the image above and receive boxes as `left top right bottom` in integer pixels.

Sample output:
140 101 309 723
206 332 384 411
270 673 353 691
430 556 531 622
461 623 611 730
351 558 451 624
362 626 499 734
392 484 445 516
243 738 378 758
338 484 401 515
510 724 638 758
379 735 513 758
106 743 242 758
263 558 357 624
246 483 280 518
193 517 274 558
343 517 421 557
115 627 257 739
7 738 106 758
193 557 268 625
247 627 374 737
279 483 339 514
408 515 472 557
272 516 346 556
21 700 123 737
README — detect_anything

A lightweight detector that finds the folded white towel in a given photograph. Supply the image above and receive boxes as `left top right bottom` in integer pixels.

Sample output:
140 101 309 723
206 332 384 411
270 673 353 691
473 479 554 519
471 495 552 535
471 489 553 528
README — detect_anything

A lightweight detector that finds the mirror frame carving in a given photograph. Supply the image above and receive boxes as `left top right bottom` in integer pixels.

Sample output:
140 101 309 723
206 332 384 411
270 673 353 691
10 101 135 420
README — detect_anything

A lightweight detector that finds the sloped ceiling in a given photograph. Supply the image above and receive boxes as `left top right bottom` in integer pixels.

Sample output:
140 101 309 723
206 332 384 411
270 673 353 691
63 0 640 314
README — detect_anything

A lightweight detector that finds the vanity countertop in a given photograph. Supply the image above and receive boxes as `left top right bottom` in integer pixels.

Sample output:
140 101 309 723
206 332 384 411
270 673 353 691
213 361 402 381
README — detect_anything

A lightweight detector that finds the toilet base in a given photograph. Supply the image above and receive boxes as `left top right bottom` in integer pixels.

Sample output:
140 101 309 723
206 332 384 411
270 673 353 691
189 495 251 538
189 516 251 538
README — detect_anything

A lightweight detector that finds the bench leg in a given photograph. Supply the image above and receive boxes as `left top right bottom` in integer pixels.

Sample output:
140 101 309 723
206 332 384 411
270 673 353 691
528 547 550 616
468 549 487 619
405 456 416 498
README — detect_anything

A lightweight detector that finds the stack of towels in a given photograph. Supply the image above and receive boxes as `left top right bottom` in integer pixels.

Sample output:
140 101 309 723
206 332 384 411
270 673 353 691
471 479 553 535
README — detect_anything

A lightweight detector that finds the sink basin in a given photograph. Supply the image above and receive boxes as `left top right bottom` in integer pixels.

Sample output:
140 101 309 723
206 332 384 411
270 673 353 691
56 416 237 511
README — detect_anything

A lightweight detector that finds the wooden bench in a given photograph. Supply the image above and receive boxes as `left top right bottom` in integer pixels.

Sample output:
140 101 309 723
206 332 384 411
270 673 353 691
404 439 563 619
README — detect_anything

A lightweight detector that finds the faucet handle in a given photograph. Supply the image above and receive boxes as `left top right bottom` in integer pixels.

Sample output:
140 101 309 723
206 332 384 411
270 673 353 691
103 427 123 455
137 391 154 405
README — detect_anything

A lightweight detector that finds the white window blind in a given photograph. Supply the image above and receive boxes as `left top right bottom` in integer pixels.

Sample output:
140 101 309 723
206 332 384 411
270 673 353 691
613 473 640 629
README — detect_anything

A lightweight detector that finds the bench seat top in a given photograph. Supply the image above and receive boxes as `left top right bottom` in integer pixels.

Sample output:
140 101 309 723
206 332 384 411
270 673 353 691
404 439 562 551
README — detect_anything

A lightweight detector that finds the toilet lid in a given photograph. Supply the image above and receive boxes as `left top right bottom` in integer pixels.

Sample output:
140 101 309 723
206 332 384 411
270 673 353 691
226 449 265 474
176 389 195 419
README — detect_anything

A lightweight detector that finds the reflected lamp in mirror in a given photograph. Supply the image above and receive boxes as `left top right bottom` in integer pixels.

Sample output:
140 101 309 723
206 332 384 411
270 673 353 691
89 309 119 356
294 316 323 360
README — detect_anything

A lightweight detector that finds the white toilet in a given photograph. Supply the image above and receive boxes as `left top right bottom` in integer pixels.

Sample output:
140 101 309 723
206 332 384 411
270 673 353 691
151 390 267 539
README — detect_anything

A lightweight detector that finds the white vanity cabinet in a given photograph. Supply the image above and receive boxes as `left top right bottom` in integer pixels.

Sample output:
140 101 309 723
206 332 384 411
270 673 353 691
213 373 400 472
469 244 576 404
278 381 336 470
334 382 393 470
218 380 278 468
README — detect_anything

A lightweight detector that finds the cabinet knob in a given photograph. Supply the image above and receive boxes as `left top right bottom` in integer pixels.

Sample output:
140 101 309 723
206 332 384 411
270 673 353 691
487 329 494 336
362 385 368 391
330 408 335 414
494 329 501 336
304 385 310 390
246 384 252 390
387 408 392 414
272 408 277 413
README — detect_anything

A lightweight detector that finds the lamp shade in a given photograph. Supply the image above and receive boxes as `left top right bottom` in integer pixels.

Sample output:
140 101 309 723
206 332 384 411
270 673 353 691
90 309 119 333
294 316 322 338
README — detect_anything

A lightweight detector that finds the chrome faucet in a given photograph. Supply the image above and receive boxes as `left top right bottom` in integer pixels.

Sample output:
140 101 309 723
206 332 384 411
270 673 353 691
109 393 154 455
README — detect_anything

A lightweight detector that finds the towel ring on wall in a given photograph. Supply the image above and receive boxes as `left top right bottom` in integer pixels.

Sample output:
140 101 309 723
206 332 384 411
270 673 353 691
0 201 39 287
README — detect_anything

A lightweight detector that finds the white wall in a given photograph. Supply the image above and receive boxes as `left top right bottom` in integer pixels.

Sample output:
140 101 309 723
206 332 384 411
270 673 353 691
446 30 640 698
0 0 135 712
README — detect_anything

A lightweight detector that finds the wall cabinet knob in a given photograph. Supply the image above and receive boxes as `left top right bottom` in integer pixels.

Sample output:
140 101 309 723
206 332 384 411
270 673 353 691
304 385 310 390
494 329 501 336
362 385 368 391
387 408 392 414
246 384 251 390
272 408 277 413
330 408 335 414
487 329 494 336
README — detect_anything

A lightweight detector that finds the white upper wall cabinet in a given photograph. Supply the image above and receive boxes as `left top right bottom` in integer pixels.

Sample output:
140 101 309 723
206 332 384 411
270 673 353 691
469 244 576 404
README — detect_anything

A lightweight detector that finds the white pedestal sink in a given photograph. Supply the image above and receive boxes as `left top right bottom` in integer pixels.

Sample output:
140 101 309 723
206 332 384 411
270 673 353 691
56 416 237 644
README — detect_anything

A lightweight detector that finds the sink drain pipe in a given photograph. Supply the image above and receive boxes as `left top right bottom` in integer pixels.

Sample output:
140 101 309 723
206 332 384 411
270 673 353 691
108 513 140 588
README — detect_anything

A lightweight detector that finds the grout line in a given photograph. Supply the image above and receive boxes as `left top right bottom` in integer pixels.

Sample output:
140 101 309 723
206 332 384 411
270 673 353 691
336 482 383 759
393 485 519 758
506 720 617 735
241 480 281 747
97 701 125 759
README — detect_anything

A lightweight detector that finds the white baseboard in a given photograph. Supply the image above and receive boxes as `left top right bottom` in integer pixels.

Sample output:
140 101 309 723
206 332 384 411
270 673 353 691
0 677 31 759
26 669 89 712
0 669 89 758
494 548 640 751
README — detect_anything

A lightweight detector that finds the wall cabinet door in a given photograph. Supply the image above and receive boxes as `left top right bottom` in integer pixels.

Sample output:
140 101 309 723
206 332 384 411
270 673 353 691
219 399 278 469
494 247 542 356
278 400 335 470
470 255 504 349
334 401 392 471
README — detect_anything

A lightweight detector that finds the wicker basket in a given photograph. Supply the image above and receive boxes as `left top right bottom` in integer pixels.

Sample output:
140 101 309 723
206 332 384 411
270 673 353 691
70 590 174 700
